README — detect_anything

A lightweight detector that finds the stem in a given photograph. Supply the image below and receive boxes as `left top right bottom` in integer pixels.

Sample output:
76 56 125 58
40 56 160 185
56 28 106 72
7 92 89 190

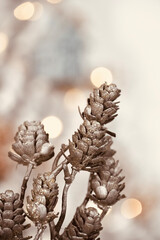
50 159 68 179
20 163 33 201
52 145 69 171
55 170 77 233
33 224 46 240
100 206 110 221
49 221 57 240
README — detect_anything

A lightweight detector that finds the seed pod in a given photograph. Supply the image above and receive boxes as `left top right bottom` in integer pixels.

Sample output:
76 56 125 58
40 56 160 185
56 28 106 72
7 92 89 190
68 83 120 172
83 83 120 125
8 121 55 166
0 190 31 240
27 172 58 225
89 157 125 206
61 206 102 240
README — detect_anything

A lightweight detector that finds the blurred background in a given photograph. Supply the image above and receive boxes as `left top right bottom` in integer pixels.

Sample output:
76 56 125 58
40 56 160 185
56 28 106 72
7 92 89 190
0 0 160 239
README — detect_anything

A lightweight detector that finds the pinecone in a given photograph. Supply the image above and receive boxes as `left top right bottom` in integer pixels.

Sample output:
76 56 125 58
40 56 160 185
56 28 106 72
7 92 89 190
26 172 58 225
83 83 120 125
89 157 125 206
0 190 31 240
8 121 54 166
68 119 115 171
68 83 120 172
61 206 102 240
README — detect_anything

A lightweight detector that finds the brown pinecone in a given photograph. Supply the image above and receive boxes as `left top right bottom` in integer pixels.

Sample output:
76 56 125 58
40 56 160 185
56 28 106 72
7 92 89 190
68 83 120 172
89 157 125 206
26 172 58 225
0 190 31 240
8 121 54 166
83 83 120 125
68 119 115 171
61 206 102 240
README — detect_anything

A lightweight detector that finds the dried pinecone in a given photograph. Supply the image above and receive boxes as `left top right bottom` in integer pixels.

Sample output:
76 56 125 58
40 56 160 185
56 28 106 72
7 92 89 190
61 206 102 240
26 172 58 225
89 157 125 206
0 190 31 240
69 119 115 171
68 83 120 172
8 121 54 166
83 83 120 125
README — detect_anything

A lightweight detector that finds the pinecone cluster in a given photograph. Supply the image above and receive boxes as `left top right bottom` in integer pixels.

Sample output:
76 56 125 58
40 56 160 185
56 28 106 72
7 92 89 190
26 172 58 225
61 206 102 240
8 121 54 166
68 83 120 171
0 190 30 240
89 157 125 206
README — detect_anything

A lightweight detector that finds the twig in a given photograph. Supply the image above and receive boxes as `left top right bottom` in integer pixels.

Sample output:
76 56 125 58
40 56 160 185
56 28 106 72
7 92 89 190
52 145 69 171
100 206 111 221
20 163 33 201
33 224 46 240
55 169 77 233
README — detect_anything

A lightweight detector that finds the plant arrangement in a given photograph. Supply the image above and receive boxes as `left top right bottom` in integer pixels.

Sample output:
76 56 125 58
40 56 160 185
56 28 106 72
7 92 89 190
0 82 125 240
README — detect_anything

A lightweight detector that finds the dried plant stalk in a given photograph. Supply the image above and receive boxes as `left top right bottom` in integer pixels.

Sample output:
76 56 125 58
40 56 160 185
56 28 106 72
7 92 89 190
1 82 125 240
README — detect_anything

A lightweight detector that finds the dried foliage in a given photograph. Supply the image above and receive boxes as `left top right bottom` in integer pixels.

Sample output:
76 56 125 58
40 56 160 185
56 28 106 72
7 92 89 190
1 83 125 239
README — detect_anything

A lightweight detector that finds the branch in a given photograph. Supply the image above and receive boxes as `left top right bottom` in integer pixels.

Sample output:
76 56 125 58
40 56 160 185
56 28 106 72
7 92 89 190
33 224 46 240
100 206 111 221
55 168 77 233
20 163 33 201
52 144 69 171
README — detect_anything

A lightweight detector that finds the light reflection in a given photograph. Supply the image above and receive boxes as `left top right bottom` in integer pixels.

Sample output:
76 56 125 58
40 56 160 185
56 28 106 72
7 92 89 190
42 116 63 138
0 33 9 54
64 88 84 110
14 2 35 21
47 0 62 4
31 2 43 21
90 67 113 87
121 198 142 219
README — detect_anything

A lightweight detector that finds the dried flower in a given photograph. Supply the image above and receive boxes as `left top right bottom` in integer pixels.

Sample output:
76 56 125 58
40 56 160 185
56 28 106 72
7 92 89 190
68 83 120 172
26 172 58 225
89 157 125 206
68 120 115 171
8 121 54 166
61 206 102 240
83 83 120 125
0 190 31 240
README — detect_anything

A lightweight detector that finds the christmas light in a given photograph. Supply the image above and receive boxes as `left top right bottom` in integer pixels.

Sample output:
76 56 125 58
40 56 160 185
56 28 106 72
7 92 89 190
47 0 62 4
64 88 85 110
121 198 142 219
90 67 113 87
0 32 8 54
42 116 63 138
14 2 35 21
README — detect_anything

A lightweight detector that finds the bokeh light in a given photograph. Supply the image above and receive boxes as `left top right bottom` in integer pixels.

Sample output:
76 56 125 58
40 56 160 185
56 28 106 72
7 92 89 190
121 198 142 219
14 2 35 21
31 2 43 21
90 67 113 87
42 116 63 138
64 88 85 110
0 33 9 54
47 0 62 4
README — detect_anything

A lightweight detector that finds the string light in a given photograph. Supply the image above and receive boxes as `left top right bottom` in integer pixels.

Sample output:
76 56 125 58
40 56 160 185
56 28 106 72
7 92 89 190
31 2 43 21
14 2 35 21
42 116 63 139
0 32 9 54
121 198 142 219
47 0 62 4
64 88 85 110
90 67 113 87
